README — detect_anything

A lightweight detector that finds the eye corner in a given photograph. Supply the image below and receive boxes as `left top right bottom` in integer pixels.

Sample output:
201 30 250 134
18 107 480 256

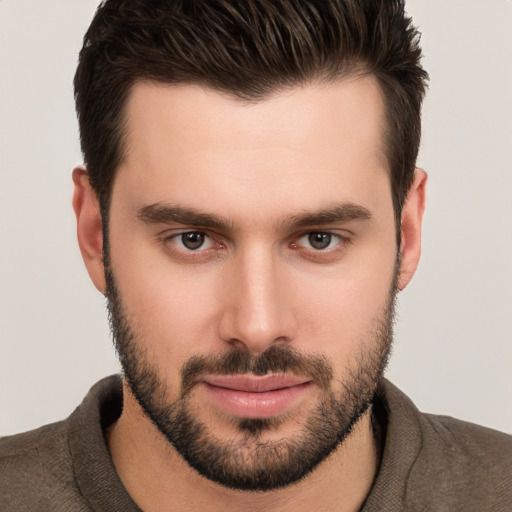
156 229 229 264
288 230 353 262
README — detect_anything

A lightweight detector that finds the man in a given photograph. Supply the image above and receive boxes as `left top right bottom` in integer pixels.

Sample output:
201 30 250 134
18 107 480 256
1 0 510 510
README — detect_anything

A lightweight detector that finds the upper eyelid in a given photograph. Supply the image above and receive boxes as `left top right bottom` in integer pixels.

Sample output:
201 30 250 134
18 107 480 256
293 228 353 241
295 231 347 245
157 228 352 247
161 231 215 253
158 228 213 239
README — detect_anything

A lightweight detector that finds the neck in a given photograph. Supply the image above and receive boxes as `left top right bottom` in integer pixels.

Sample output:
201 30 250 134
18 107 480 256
107 382 379 512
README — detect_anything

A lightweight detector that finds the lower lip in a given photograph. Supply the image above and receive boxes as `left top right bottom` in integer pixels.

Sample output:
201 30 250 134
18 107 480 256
202 382 313 419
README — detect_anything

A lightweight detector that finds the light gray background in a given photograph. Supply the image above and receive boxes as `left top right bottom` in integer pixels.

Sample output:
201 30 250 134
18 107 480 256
1 0 511 436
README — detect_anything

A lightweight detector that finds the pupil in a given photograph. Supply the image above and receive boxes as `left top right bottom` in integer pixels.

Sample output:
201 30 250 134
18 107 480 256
182 232 204 250
308 232 331 250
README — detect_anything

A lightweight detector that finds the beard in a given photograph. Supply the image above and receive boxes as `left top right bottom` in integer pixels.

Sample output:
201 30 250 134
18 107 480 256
105 264 396 492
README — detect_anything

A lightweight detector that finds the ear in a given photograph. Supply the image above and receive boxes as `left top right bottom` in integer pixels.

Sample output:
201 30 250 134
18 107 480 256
398 168 427 291
72 166 106 294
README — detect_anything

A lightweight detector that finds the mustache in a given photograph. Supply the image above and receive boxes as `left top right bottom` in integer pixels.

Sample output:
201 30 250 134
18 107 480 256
180 344 333 396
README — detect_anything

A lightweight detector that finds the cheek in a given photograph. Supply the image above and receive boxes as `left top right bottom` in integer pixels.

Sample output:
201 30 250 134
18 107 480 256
109 238 227 385
120 268 222 347
291 253 396 363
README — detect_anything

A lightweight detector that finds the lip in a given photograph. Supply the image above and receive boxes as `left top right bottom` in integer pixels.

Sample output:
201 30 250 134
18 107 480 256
201 374 313 419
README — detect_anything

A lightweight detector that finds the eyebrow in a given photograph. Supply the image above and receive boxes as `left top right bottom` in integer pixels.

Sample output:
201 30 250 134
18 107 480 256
286 203 372 229
137 203 234 230
137 201 372 231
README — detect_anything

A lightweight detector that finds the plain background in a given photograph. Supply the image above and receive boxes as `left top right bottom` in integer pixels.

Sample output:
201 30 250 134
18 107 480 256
0 0 511 436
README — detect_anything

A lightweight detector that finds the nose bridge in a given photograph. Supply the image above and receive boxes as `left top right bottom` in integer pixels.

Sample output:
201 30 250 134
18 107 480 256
219 243 294 352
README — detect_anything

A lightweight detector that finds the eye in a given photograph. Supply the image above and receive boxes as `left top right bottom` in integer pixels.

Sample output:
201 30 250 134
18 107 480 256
296 232 343 251
307 232 333 250
174 231 212 251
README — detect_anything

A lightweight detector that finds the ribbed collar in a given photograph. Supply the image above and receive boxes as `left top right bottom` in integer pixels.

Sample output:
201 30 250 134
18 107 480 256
67 375 423 511
68 375 141 511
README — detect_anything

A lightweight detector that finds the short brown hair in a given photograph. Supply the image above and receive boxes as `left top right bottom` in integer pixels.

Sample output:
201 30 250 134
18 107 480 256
74 0 428 225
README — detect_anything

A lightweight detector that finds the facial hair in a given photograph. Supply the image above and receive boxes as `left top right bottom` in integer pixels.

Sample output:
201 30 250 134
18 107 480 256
105 265 396 491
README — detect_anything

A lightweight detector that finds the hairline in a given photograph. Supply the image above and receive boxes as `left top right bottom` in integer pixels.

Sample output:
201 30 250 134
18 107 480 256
106 64 391 201
99 67 402 252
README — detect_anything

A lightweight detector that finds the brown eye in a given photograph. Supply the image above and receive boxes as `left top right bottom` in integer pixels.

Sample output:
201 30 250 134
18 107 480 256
307 232 332 250
180 232 206 250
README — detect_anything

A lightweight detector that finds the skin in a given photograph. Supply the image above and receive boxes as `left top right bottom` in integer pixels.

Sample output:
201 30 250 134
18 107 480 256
72 75 426 511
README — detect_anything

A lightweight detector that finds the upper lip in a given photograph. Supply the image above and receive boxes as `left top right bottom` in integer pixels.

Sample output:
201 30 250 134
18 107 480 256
202 374 312 392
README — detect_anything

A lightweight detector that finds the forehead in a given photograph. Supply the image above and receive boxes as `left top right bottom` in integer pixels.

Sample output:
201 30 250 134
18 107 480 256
122 75 387 162
115 76 390 224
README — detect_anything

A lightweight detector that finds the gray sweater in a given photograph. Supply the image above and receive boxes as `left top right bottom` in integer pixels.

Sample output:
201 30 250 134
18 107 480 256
1 376 511 511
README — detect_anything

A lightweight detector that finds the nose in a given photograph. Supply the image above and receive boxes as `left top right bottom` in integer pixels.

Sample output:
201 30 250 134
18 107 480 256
218 246 296 353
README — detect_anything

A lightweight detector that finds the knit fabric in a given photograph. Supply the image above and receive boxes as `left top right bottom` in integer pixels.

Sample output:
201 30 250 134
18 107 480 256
1 375 511 511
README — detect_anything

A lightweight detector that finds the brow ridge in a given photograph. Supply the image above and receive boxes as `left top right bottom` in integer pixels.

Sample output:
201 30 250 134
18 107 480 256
137 201 372 232
137 203 233 230
286 203 372 229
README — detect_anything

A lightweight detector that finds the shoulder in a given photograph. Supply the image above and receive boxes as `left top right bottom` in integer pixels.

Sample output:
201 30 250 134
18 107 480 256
0 376 124 511
414 413 512 510
422 413 511 485
381 380 512 462
422 411 512 461
0 420 69 482
0 419 91 511
368 381 512 511
420 410 512 469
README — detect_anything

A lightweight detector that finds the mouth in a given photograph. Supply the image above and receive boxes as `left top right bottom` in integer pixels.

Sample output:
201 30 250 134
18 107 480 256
201 374 314 419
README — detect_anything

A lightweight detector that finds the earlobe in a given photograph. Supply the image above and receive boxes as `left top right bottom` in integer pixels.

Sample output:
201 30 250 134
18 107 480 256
398 168 427 291
72 166 107 294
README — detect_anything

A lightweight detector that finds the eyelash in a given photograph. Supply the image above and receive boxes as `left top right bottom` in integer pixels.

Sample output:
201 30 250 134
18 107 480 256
159 230 351 261
159 231 224 260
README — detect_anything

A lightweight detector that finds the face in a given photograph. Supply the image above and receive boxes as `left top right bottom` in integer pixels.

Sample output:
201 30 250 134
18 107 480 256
103 77 400 490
